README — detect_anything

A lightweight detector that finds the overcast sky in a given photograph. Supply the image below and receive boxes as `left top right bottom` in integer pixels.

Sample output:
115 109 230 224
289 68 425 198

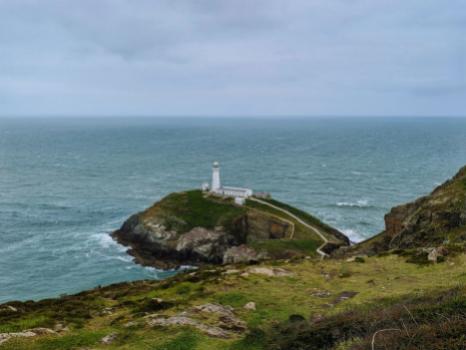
1 0 465 117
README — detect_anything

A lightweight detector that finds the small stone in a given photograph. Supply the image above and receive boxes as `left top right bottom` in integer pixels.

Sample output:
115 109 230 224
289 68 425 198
428 248 439 263
53 323 69 332
192 303 234 315
240 272 250 278
101 333 117 344
100 307 114 315
243 302 256 311
124 321 138 328
7 306 17 312
224 269 240 275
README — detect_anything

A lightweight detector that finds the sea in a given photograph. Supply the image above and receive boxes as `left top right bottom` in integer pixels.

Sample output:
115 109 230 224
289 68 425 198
1 117 466 303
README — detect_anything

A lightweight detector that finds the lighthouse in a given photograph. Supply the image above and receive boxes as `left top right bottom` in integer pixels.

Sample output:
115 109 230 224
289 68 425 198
211 161 221 192
202 161 253 205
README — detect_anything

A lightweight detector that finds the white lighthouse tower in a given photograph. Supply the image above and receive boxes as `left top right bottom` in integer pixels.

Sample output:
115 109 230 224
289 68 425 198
202 161 253 205
211 161 221 192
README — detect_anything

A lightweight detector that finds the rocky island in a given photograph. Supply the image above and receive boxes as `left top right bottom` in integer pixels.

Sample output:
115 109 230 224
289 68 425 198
2 165 466 349
112 189 350 268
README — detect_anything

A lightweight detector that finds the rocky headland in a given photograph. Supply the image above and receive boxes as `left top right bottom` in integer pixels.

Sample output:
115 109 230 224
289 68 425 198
112 190 349 268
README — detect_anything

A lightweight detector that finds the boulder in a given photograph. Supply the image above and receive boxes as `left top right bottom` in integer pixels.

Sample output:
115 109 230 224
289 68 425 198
176 227 228 260
223 245 263 264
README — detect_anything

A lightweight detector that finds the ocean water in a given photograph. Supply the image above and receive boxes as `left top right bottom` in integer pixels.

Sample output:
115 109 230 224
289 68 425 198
1 117 466 303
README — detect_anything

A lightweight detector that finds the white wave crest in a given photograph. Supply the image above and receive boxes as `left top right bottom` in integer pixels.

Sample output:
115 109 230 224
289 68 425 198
336 199 369 208
91 233 126 252
340 229 365 243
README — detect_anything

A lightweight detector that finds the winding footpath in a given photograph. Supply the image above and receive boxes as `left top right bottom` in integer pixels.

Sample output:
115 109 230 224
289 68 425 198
249 197 330 259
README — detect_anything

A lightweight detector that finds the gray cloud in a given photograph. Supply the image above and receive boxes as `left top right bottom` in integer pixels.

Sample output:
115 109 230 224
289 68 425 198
0 0 465 116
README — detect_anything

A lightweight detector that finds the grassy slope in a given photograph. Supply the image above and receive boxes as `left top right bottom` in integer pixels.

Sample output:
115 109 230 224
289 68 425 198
244 199 324 257
3 253 466 349
141 190 247 232
258 198 347 244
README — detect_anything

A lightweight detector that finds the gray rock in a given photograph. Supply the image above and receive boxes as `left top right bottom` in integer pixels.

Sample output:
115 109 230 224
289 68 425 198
176 227 228 260
147 315 230 338
223 245 263 264
146 303 246 338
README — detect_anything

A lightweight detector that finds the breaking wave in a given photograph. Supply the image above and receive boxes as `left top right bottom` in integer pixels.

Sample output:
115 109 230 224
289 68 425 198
335 199 373 208
340 228 365 243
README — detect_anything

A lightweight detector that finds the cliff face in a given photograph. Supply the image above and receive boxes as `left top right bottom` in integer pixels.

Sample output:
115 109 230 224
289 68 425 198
385 165 466 249
112 190 348 268
343 165 466 256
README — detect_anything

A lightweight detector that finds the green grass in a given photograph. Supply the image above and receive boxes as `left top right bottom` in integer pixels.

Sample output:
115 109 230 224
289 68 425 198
249 239 319 257
4 254 466 349
0 315 51 333
245 200 323 243
260 198 334 233
143 190 246 232
0 331 106 350
155 330 200 350
214 292 249 308
261 286 466 350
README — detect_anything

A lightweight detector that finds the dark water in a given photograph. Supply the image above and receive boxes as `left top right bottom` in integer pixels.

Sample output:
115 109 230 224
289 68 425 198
1 117 466 303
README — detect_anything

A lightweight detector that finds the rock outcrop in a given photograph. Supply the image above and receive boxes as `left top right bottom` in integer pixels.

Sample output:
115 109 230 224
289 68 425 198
0 328 57 346
341 165 466 256
145 303 246 338
222 245 266 264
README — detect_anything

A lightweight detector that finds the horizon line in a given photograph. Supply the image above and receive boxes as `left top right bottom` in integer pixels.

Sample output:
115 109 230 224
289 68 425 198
1 114 466 119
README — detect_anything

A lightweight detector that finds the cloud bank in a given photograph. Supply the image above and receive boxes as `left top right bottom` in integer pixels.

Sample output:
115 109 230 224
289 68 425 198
0 0 465 117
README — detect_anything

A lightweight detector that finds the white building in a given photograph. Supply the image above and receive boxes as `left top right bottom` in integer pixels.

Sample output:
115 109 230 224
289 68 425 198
203 162 253 205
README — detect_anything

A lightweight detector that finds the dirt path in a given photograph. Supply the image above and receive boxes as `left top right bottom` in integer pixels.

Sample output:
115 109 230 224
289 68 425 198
249 198 329 259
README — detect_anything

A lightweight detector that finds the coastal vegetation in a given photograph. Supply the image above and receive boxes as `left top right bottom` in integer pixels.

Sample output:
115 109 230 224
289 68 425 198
1 253 466 349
